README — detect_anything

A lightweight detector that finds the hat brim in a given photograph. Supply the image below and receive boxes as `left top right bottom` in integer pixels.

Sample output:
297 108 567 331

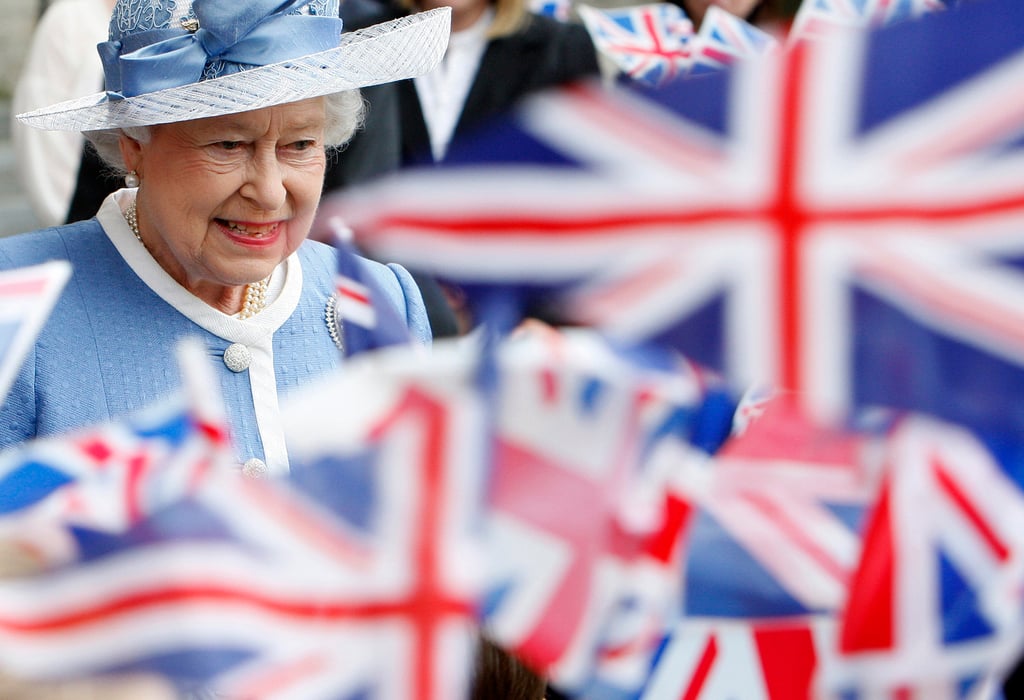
16 7 451 132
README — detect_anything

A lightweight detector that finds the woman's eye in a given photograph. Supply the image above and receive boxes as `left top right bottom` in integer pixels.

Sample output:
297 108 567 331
217 141 242 151
291 140 316 151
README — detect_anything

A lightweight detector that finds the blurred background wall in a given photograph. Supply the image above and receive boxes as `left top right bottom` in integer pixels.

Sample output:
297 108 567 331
0 0 47 236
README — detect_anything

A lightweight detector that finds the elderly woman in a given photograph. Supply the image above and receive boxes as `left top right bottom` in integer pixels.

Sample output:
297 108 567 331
0 0 450 475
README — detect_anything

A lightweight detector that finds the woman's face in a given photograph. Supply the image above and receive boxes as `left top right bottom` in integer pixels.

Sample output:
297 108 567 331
123 97 327 311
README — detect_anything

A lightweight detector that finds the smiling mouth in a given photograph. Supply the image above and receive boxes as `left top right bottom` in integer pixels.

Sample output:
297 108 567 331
218 220 280 239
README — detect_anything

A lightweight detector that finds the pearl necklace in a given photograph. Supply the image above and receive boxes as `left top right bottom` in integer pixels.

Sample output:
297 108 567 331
126 201 271 319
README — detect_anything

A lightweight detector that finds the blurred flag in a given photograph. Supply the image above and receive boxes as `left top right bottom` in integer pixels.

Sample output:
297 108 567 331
682 399 876 620
480 326 737 697
0 342 484 700
0 261 70 407
330 0 1024 439
0 341 233 562
690 5 778 74
621 396 870 700
641 617 827 699
276 342 485 700
578 3 695 86
790 0 948 42
637 400 1020 699
824 417 1024 697
326 219 414 357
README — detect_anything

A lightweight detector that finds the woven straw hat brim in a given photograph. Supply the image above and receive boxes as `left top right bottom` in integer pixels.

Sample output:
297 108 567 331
17 7 451 132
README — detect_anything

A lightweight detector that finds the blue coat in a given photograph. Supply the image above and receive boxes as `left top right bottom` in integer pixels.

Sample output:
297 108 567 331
0 204 429 472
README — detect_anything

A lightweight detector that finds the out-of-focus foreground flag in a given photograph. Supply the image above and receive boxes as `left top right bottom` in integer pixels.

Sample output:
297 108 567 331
0 261 70 408
480 325 738 698
329 0 1024 439
323 0 1024 694
0 340 233 563
643 397 1024 698
0 341 486 700
324 218 415 358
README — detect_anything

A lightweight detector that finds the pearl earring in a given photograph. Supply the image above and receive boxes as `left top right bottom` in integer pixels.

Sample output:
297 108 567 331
124 171 140 188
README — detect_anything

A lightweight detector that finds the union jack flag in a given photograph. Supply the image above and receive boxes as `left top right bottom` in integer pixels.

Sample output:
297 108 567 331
790 0 948 43
640 616 828 699
0 344 481 699
332 0 1024 440
682 399 876 620
619 397 858 700
824 416 1024 697
0 261 70 407
0 341 232 561
690 5 778 75
578 3 695 86
636 402 1017 699
480 326 735 696
325 218 413 357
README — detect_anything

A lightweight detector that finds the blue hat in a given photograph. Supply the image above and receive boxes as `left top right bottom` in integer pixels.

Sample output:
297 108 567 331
18 0 450 131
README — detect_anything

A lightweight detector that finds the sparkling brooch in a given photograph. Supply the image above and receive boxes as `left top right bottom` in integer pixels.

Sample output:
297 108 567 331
325 294 345 353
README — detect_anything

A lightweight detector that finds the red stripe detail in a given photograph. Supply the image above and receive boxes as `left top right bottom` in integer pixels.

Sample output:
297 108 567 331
752 623 816 699
540 369 559 403
933 459 1011 563
125 453 147 524
680 634 718 700
409 389 449 700
337 281 372 305
78 437 113 464
197 419 230 447
371 188 1024 237
700 46 734 65
644 493 693 564
228 653 328 697
775 42 808 395
0 584 472 632
839 477 895 653
6 390 473 700
575 257 687 323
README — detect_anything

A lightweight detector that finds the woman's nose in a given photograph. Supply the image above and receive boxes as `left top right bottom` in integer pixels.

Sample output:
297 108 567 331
240 149 287 210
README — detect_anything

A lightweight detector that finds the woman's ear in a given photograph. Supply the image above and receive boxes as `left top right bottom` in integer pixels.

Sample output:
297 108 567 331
118 132 144 176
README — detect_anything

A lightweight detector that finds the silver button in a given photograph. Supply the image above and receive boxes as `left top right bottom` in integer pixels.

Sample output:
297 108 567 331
241 458 268 479
223 343 252 372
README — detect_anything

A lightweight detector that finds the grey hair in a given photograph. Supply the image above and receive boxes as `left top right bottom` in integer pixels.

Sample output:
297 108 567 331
85 90 364 174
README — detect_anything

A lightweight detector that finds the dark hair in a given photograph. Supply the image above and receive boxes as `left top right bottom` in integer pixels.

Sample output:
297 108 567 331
470 636 547 700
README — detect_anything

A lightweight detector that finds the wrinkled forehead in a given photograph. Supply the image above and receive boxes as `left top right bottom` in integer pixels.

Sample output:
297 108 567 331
108 0 338 41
